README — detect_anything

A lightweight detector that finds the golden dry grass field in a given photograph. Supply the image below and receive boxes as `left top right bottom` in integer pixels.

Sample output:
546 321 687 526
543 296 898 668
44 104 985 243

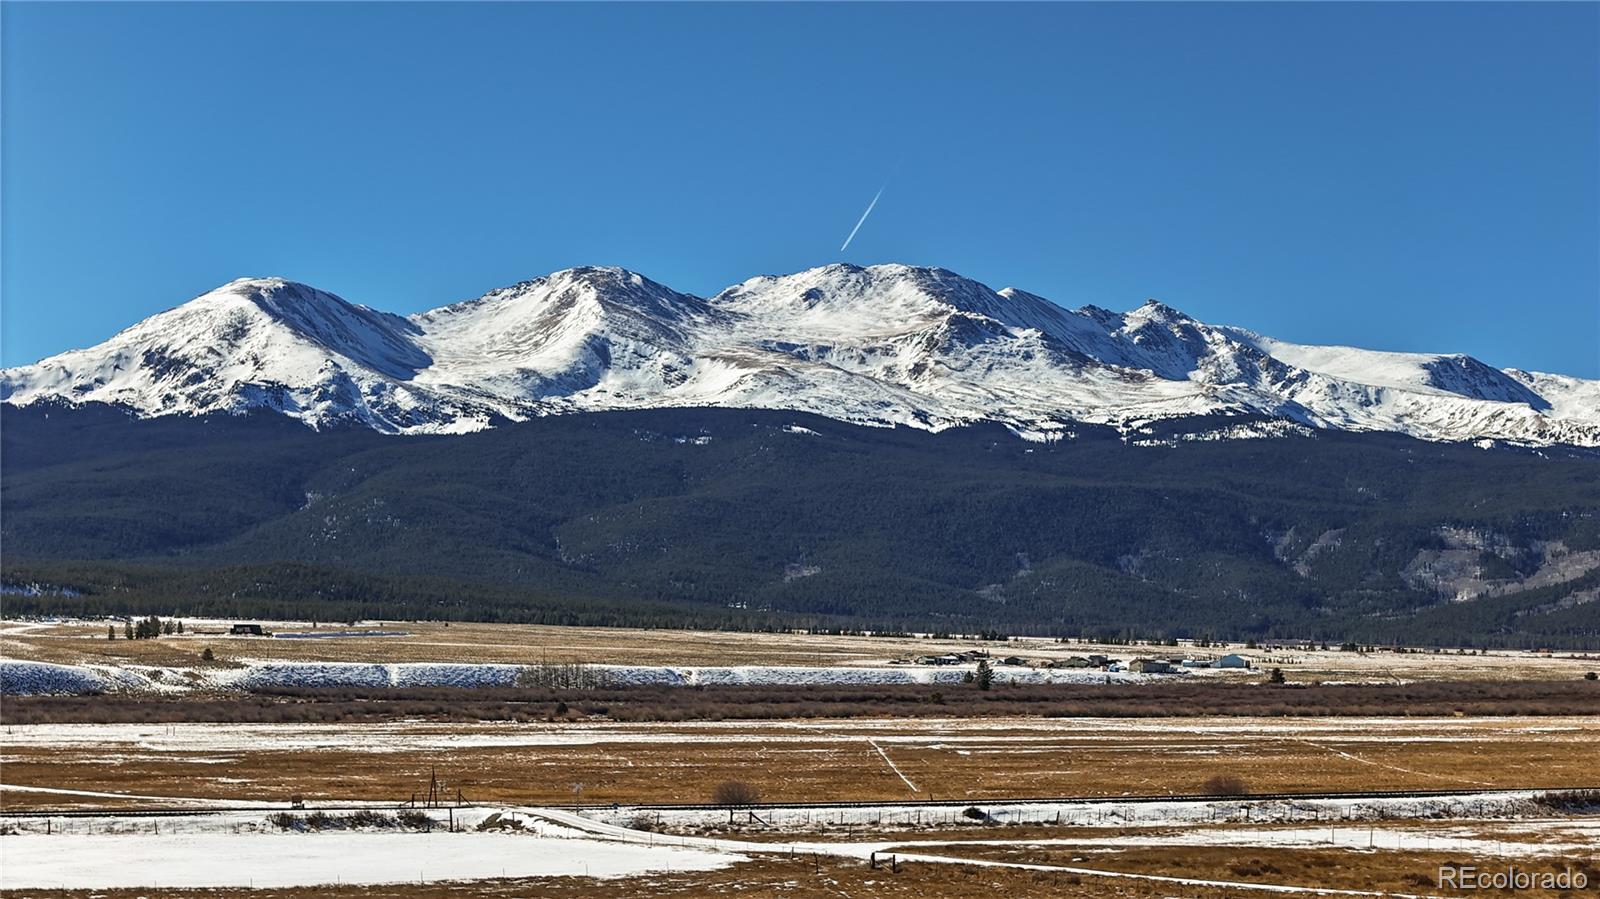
4 619 1597 897
5 618 1598 682
3 716 1596 810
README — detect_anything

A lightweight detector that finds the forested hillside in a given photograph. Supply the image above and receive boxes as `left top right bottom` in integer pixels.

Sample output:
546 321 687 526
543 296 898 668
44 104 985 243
3 403 1598 647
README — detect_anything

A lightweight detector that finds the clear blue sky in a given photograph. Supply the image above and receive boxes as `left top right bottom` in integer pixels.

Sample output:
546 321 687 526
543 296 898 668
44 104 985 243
4 2 1597 376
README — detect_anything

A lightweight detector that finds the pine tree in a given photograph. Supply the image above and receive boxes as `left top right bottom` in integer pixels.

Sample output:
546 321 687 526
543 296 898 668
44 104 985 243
107 625 116 641
975 659 993 691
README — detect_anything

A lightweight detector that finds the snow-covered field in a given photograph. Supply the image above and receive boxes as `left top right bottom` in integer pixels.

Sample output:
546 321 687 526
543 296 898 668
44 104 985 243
0 661 149 695
4 799 1592 891
0 808 743 890
590 792 1558 832
0 658 1194 695
922 820 1600 856
8 714 1586 754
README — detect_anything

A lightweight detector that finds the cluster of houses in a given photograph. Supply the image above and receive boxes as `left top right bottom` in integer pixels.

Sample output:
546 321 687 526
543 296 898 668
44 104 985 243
1092 653 1252 673
908 649 1032 667
901 649 1252 674
1123 653 1252 673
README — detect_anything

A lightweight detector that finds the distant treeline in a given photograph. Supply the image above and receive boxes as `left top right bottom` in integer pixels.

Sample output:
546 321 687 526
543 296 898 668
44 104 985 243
7 680 1599 726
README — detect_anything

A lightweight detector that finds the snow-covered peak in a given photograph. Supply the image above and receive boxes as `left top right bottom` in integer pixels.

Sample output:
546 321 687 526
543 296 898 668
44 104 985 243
1226 331 1548 406
713 264 1013 339
419 266 712 346
1123 298 1192 325
3 265 1596 446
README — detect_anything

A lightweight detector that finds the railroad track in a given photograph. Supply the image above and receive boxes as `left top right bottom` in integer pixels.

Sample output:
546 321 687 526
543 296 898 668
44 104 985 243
3 785 1587 819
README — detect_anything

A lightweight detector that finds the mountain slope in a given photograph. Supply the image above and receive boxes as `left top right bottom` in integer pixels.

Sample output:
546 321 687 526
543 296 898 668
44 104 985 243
4 264 1595 446
4 404 1598 646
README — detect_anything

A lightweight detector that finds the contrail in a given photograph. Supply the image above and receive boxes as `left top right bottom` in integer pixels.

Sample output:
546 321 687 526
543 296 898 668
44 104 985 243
839 183 887 253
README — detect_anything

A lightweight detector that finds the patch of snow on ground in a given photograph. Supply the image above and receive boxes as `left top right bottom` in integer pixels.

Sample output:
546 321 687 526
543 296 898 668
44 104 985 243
0 829 742 890
0 659 1189 695
591 791 1551 832
0 661 147 695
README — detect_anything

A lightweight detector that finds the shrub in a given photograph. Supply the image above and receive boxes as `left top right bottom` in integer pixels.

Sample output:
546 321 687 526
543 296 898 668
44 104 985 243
1533 789 1600 812
1585 671 1597 681
200 647 215 662
1201 774 1250 796
267 812 302 830
712 780 761 806
515 663 613 689
397 809 437 830
343 810 394 828
961 806 988 821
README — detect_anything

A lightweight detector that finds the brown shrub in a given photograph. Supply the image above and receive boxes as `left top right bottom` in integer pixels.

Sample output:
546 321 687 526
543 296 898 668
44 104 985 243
712 779 761 806
1201 774 1250 796
5 680 1599 726
1229 858 1282 876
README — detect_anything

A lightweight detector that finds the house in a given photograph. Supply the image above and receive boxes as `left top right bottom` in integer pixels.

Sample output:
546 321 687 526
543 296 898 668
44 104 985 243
1214 653 1250 669
1086 654 1109 667
1128 658 1173 674
999 656 1026 666
229 623 265 636
1056 656 1093 668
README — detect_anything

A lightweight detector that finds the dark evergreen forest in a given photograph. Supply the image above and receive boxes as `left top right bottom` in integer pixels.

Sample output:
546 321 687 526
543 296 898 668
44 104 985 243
4 403 1597 647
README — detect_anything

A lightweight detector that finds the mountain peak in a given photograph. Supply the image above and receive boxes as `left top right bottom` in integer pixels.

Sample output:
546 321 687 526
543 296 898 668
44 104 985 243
2 264 1595 446
544 265 663 290
1127 298 1190 322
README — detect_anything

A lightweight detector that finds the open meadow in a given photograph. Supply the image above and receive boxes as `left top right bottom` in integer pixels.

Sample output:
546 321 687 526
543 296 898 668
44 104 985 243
7 618 1599 681
2 716 1598 810
3 618 1598 895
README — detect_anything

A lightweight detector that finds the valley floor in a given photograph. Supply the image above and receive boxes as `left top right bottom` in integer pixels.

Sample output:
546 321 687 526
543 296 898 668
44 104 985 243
3 619 1596 895
2 716 1598 809
3 796 1596 897
5 618 1597 681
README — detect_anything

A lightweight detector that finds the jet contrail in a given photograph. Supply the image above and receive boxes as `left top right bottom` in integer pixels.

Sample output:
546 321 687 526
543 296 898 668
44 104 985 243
839 183 887 253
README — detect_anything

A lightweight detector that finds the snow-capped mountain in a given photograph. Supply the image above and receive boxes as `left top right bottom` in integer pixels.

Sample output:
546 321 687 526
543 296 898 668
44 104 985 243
4 264 1597 446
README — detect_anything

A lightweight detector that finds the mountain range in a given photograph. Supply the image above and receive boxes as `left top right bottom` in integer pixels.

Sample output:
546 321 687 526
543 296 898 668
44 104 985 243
4 264 1597 447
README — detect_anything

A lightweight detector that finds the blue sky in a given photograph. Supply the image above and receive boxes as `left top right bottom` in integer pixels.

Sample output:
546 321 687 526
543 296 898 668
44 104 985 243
3 2 1596 376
